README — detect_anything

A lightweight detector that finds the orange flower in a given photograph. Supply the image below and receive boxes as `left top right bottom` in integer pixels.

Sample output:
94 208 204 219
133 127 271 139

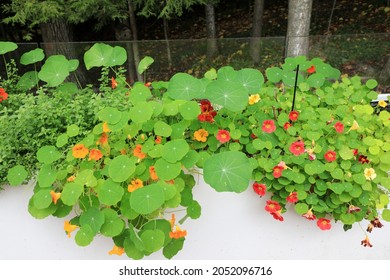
50 190 61 205
149 166 158 181
155 136 162 144
108 245 125 256
133 144 146 159
89 149 103 161
120 149 127 155
64 221 78 238
127 179 144 192
169 213 176 229
194 129 209 142
98 132 109 145
67 175 76 182
72 144 89 159
111 77 118 89
169 226 187 239
103 122 111 133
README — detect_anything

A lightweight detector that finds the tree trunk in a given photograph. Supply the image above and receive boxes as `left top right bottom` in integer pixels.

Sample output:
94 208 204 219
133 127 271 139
285 0 313 58
250 0 265 65
127 0 143 82
163 18 173 69
40 18 88 86
379 57 390 87
205 3 218 60
114 24 137 84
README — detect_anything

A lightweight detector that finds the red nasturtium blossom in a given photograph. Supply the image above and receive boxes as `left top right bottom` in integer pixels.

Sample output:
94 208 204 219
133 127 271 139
271 211 284 221
273 165 284 178
111 77 118 89
283 122 292 130
89 149 103 161
358 155 370 164
265 200 282 213
0 88 9 102
289 141 305 156
302 209 316 220
307 65 316 74
216 130 230 144
317 218 332 230
361 236 373 248
324 150 337 162
198 100 217 123
289 111 299 122
334 121 344 133
286 192 298 203
262 120 276 133
253 182 266 197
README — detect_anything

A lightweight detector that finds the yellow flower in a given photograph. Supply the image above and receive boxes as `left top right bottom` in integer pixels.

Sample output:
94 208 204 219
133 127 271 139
64 221 78 238
248 94 260 105
347 120 360 132
378 100 387 108
194 129 209 142
364 168 376 181
127 179 144 192
108 245 125 256
103 122 111 133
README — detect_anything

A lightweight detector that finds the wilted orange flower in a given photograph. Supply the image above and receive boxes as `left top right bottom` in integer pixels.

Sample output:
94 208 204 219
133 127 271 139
89 149 103 161
64 221 78 238
98 132 109 145
133 144 146 159
103 122 111 133
50 190 61 205
108 245 125 256
155 136 162 144
361 235 373 248
72 144 89 159
194 129 209 142
120 149 127 155
149 166 158 180
127 179 144 192
67 175 76 182
111 77 118 89
348 205 361 213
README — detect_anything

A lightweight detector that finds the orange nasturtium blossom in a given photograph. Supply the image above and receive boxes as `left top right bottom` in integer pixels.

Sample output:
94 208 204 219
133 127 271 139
194 128 209 142
67 175 76 182
64 221 78 238
50 190 61 204
324 150 337 162
149 166 159 181
248 94 260 105
289 141 305 156
216 129 230 144
133 144 146 159
307 65 316 74
262 120 276 133
128 179 144 192
155 135 162 144
111 77 118 89
102 122 111 133
98 132 109 145
289 111 299 122
89 149 103 161
169 214 187 239
316 218 331 230
108 245 125 256
0 87 9 102
334 121 344 133
72 143 89 159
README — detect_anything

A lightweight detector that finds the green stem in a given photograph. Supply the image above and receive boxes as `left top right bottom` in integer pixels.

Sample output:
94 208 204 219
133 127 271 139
2 55 9 80
178 214 189 225
110 66 132 89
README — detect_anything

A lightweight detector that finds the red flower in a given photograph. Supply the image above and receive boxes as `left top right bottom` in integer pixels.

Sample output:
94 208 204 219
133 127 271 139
348 205 361 213
271 210 284 221
273 165 284 178
250 133 258 139
253 182 266 196
198 100 216 123
324 150 337 162
289 141 305 156
283 122 292 130
307 65 316 74
353 149 359 156
0 88 9 102
262 120 276 133
317 218 331 230
265 200 281 213
289 111 299 122
111 77 118 89
216 130 230 144
334 122 344 133
302 209 316 220
358 155 370 164
286 192 298 203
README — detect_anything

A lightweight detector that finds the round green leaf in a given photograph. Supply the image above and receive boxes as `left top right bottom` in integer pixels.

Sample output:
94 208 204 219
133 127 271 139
162 139 189 163
154 120 172 137
282 57 297 71
56 133 69 148
100 208 125 237
282 71 304 87
66 124 79 137
98 107 122 124
167 73 205 100
204 68 217 80
129 102 154 123
37 164 57 188
130 183 165 214
98 179 125 206
7 165 28 186
266 67 283 83
37 145 61 164
181 150 200 169
0 41 17 55
38 55 70 87
294 203 309 215
16 71 39 90
33 189 52 209
68 59 79 72
129 83 152 104
124 237 145 260
84 43 113 70
75 225 94 246
366 79 378 89
20 48 44 65
206 80 248 112
187 200 201 219
106 46 127 67
203 151 253 193
163 238 185 259
28 197 56 219
141 230 165 253
307 73 325 88
237 68 264 93
179 101 201 120
154 158 182 180
331 168 344 180
340 213 356 225
381 154 390 165
52 201 73 218
80 207 105 234
74 169 97 187
61 182 84 206
161 182 177 201
217 66 238 82
382 209 390 222
138 56 154 75
108 155 136 182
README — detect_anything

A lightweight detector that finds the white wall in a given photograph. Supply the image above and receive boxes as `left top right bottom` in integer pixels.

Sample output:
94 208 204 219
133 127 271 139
0 177 389 260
